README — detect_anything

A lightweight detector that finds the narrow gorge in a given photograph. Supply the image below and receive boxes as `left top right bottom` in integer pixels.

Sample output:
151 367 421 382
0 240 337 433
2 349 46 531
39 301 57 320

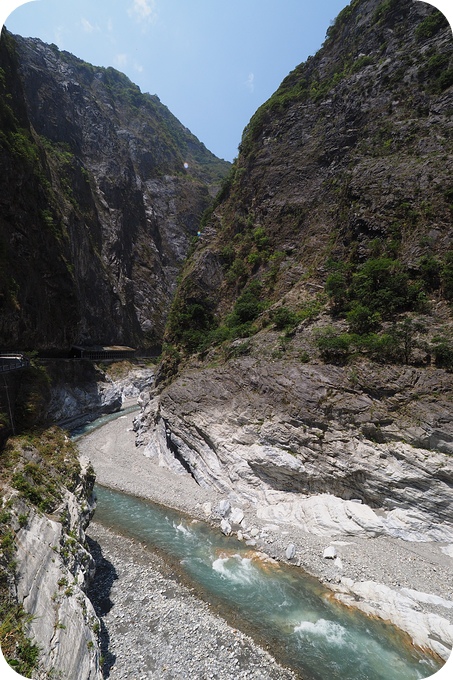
1 0 453 678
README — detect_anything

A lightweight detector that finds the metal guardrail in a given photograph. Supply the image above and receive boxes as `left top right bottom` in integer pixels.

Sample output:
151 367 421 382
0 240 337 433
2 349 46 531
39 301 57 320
0 354 30 373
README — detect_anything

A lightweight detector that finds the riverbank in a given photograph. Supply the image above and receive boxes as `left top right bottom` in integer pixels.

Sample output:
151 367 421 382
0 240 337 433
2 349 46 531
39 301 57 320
86 522 297 679
79 408 453 671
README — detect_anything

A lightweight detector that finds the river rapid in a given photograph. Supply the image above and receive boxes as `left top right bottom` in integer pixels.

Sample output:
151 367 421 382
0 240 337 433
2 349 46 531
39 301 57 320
91 484 440 680
75 409 448 679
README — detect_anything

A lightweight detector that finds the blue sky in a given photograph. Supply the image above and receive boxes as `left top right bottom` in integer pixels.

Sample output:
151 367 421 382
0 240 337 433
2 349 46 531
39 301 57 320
2 0 453 162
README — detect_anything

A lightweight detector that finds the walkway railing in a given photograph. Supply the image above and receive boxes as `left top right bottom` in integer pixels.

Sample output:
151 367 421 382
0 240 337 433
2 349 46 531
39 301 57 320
0 353 30 373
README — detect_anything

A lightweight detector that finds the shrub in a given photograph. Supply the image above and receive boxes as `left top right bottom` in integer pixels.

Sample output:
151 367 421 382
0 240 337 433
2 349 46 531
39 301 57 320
350 258 422 316
225 258 248 286
252 226 269 250
315 327 352 364
0 604 40 677
11 466 60 513
325 263 351 314
167 300 217 352
441 251 453 301
387 317 425 364
220 245 235 268
346 303 381 334
350 55 374 73
431 337 453 370
247 251 262 268
373 0 399 23
271 307 299 331
226 282 267 328
415 11 448 41
418 255 441 292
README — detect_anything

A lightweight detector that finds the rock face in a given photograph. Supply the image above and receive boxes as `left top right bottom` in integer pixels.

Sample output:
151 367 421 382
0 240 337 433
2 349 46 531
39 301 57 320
144 2 453 537
0 431 102 678
0 29 230 350
332 579 453 661
136 357 453 542
134 1 453 544
14 463 101 679
163 0 452 354
44 359 154 427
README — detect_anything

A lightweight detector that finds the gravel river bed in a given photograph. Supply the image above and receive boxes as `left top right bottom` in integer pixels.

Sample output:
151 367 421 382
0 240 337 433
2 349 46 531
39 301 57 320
80 407 453 678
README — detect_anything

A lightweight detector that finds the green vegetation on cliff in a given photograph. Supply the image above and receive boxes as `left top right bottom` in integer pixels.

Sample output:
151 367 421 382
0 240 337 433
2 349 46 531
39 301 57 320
0 426 88 677
0 28 230 351
160 0 453 381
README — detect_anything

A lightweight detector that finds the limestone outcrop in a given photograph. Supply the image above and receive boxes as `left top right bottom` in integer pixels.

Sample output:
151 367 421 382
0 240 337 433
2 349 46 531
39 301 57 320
135 356 453 543
0 432 102 679
13 459 101 679
44 359 154 427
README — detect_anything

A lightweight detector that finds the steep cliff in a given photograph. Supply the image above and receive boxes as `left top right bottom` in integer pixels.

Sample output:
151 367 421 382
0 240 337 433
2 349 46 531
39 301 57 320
164 0 452 360
0 427 101 679
0 29 230 351
138 0 453 540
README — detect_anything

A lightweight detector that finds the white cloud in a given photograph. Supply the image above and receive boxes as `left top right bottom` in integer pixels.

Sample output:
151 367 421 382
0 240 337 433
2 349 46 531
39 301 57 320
245 72 255 93
128 0 157 24
114 53 128 68
54 25 65 48
134 62 144 73
81 17 94 33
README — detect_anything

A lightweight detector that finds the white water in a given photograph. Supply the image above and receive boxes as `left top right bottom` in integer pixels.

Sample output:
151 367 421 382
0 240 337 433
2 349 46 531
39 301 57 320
93 484 442 680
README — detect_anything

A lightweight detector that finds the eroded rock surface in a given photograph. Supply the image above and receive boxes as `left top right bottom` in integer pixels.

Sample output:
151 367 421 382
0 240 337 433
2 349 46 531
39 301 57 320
136 357 453 542
0 30 229 350
2 447 102 679
45 360 154 427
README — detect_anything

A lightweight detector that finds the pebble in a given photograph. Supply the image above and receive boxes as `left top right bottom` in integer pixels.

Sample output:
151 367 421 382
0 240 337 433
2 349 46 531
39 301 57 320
80 408 453 669
87 522 297 680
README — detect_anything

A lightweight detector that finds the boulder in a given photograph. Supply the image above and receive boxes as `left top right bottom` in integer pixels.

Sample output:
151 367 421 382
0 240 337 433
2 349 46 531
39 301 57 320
230 507 244 527
285 543 296 560
220 519 232 536
323 545 337 559
217 500 231 518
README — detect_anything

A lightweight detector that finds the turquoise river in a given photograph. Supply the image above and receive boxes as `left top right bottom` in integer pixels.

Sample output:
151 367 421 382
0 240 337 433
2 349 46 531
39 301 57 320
74 409 444 680
92 483 442 680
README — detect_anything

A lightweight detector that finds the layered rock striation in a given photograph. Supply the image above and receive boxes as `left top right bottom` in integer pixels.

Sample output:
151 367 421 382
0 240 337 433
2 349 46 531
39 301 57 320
0 429 102 678
136 0 453 532
136 356 453 542
136 0 453 543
